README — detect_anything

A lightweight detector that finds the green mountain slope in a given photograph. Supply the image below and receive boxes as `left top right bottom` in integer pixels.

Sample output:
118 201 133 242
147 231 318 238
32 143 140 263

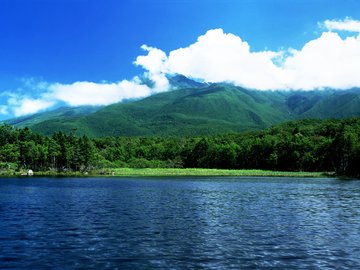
6 82 360 137
302 89 360 118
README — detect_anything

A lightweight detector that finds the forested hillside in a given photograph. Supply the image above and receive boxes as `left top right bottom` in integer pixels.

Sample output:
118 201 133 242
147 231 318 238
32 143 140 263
1 118 359 177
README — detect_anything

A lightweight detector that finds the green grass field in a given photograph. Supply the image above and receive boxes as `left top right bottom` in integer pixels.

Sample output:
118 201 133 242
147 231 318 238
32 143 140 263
110 168 328 177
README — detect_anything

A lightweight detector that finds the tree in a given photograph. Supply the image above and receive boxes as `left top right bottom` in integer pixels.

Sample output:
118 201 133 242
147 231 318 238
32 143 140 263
0 144 19 163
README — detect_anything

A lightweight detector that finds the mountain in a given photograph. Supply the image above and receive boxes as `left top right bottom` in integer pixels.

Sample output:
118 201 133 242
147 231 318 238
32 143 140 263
7 81 358 137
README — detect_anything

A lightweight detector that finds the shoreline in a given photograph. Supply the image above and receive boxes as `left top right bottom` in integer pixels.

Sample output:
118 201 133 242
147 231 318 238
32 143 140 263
1 168 332 178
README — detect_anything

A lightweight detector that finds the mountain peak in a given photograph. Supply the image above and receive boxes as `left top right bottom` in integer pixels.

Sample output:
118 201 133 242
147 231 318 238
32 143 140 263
168 74 206 89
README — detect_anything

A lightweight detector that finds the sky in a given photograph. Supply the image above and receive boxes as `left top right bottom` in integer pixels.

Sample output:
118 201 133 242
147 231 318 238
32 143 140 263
1 0 360 120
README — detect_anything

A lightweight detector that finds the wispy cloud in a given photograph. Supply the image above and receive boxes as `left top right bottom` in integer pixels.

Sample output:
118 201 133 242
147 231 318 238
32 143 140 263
323 17 360 33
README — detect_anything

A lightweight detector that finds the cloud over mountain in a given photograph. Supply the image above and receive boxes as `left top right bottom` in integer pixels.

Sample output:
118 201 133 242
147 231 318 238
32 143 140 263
138 20 360 90
49 80 152 107
2 18 360 117
9 96 55 117
164 29 282 90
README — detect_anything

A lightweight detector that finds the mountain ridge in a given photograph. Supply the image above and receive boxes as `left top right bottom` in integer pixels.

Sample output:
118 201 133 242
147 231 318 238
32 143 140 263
4 77 360 137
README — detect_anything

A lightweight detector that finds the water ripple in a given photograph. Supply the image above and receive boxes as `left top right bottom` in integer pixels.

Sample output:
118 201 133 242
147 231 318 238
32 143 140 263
0 177 360 269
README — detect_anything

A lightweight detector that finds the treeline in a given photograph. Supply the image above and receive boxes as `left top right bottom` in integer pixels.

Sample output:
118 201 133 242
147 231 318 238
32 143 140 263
0 118 360 177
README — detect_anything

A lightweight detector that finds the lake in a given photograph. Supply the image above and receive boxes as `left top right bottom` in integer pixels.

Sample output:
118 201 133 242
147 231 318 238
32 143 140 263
0 177 359 269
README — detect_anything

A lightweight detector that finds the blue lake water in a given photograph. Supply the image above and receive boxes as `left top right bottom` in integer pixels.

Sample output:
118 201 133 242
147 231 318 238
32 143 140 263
0 177 360 269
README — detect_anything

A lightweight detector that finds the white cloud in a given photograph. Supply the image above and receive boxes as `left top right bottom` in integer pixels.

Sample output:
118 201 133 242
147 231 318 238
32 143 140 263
165 29 284 90
4 77 156 117
137 24 360 90
4 73 162 116
49 79 152 106
2 44 172 117
8 96 55 117
323 18 360 33
282 32 360 89
134 45 169 91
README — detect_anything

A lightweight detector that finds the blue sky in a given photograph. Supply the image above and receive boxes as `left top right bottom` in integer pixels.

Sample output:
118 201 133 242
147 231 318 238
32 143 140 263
1 0 360 119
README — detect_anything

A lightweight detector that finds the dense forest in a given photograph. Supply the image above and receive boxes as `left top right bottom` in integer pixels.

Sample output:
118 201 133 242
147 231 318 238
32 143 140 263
0 118 359 177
